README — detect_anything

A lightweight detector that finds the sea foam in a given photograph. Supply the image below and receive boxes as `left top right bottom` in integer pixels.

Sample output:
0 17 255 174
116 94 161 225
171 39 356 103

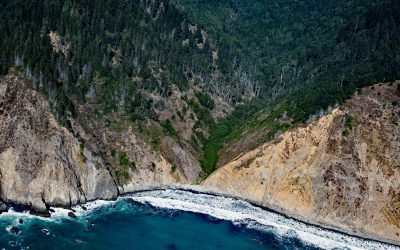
126 189 399 250
1 188 398 250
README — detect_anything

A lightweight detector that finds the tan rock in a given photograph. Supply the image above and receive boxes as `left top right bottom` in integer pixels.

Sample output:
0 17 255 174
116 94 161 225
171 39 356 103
204 82 400 243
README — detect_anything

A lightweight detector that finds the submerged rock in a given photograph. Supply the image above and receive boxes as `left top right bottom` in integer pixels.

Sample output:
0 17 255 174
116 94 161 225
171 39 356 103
10 226 20 235
18 219 23 224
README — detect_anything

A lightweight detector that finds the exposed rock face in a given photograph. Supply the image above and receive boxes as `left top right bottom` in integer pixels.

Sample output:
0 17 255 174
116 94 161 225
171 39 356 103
0 73 118 211
160 136 201 182
0 72 191 211
72 104 193 192
117 129 190 192
204 82 400 243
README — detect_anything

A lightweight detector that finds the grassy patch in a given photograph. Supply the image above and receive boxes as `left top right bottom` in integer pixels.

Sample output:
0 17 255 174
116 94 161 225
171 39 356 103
115 151 136 183
171 164 177 173
160 119 180 140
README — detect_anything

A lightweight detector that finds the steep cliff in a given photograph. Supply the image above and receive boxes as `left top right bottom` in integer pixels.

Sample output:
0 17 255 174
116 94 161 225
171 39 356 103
204 82 400 243
0 72 191 214
0 73 117 213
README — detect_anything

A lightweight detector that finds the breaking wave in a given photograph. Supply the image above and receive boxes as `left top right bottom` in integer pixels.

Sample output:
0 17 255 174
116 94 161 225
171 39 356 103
126 189 399 250
1 188 399 250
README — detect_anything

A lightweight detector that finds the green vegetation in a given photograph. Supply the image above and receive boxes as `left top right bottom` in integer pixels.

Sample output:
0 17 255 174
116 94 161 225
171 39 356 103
160 119 179 140
118 152 131 168
171 164 177 173
195 92 214 110
187 98 215 127
115 151 136 183
200 100 293 175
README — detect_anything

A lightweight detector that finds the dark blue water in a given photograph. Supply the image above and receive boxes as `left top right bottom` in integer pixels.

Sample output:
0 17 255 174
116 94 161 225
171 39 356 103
0 198 318 250
1 190 398 250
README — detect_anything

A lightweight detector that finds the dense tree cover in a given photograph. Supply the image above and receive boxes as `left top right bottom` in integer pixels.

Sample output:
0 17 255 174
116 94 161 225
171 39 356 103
175 0 373 94
0 0 239 124
183 0 400 175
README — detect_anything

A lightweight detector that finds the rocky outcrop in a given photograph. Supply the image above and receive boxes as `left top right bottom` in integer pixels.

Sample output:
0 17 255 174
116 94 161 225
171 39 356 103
204 82 400 243
0 73 118 211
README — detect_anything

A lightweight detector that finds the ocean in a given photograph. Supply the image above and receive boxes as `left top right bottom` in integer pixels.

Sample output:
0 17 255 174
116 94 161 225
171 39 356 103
0 189 398 250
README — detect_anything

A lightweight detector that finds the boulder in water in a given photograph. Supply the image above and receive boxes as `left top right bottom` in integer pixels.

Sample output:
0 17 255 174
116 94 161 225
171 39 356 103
68 212 77 218
30 209 51 217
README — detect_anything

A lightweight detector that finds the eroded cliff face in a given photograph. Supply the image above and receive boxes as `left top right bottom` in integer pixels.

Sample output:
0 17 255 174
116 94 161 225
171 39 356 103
204 82 400 243
0 73 190 213
0 74 118 213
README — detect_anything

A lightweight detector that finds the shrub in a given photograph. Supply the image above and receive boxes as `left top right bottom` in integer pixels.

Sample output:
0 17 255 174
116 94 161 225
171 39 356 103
160 119 179 139
171 164 177 172
195 92 215 110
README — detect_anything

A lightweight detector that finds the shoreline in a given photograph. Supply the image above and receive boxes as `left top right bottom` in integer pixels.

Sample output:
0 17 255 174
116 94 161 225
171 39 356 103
121 185 400 248
1 184 399 248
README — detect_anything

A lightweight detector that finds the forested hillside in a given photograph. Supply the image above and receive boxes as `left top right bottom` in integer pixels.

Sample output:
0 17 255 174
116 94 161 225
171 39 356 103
0 0 254 124
175 0 400 173
0 0 399 178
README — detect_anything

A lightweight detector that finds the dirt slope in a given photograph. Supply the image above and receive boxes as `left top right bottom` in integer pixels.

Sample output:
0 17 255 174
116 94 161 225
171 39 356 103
204 82 400 243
